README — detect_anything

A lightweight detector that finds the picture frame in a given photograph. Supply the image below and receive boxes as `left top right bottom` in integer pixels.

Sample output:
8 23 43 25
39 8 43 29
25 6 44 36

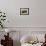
20 8 29 15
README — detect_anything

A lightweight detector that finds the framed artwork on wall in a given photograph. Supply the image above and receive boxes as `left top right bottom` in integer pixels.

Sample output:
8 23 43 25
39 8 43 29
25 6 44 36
20 8 29 15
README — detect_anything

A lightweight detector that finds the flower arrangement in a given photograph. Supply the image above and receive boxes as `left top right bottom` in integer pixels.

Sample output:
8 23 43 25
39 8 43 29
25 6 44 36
0 10 6 28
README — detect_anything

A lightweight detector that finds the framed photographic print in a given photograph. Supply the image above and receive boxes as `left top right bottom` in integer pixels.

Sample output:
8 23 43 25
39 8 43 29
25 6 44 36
20 8 29 15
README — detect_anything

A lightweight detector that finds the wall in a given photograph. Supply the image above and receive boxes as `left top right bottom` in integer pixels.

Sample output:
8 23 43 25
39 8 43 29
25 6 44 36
0 0 46 27
0 0 46 46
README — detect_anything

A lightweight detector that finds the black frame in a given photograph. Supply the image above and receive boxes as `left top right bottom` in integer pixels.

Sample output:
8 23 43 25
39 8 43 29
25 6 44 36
20 8 29 15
